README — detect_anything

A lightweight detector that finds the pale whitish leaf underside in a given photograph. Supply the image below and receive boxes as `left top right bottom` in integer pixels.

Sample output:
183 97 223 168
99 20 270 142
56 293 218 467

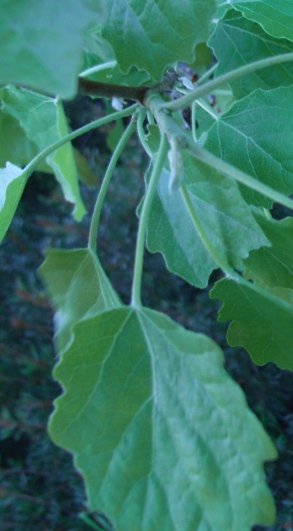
49 306 276 530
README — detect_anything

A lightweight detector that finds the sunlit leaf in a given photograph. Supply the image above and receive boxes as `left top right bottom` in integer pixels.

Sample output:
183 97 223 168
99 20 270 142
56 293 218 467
210 10 293 99
205 86 293 207
0 0 100 98
39 248 121 352
101 0 216 81
50 306 276 530
1 87 86 220
0 162 27 243
231 0 293 42
210 276 293 370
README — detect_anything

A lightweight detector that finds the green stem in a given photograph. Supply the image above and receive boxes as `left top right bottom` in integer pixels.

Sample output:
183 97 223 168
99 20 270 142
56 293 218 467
136 108 152 156
21 103 138 180
162 53 293 111
88 116 137 251
190 144 293 211
191 101 197 143
196 98 218 120
131 134 168 307
146 93 293 211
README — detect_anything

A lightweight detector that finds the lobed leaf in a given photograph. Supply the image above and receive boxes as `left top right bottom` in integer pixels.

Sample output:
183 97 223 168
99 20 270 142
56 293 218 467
101 0 216 81
38 248 121 352
1 87 86 220
244 213 293 289
205 86 293 207
50 306 276 530
210 276 293 370
231 0 293 42
0 162 27 243
147 153 269 286
0 0 100 98
147 167 216 287
209 10 293 99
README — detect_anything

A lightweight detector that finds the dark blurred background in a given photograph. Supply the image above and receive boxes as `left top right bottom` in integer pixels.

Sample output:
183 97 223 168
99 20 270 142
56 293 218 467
1 96 293 530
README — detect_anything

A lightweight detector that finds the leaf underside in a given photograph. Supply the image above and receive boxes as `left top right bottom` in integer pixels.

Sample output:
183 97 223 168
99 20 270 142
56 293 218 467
38 248 121 352
49 306 276 530
101 0 217 80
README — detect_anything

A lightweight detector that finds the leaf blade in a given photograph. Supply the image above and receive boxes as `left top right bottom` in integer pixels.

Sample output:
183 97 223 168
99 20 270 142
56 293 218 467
244 214 293 289
0 162 27 243
147 153 269 286
210 276 293 370
38 248 121 352
49 306 276 530
0 0 99 98
232 0 293 42
1 87 86 220
205 86 293 207
101 0 216 80
209 9 293 99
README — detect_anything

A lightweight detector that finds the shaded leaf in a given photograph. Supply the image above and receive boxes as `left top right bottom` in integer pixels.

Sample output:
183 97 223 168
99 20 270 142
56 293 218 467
39 248 121 352
81 60 151 87
147 153 268 286
1 87 86 220
232 0 293 42
205 86 293 207
0 109 50 172
101 0 216 81
0 0 99 98
147 166 217 287
73 148 96 187
244 213 293 289
210 276 293 370
0 162 27 243
50 306 276 530
209 10 293 99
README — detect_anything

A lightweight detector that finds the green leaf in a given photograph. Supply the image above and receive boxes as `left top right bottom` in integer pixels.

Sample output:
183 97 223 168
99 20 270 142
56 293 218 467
101 0 217 81
231 0 293 42
244 213 293 289
38 248 121 353
0 109 50 172
147 153 269 286
0 0 100 98
147 167 216 287
1 87 86 220
0 162 27 243
205 86 293 207
81 60 151 88
209 10 293 99
210 276 293 370
50 306 276 530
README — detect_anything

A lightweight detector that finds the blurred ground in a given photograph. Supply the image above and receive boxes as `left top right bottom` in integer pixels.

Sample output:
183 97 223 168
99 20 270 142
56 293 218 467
1 97 293 530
